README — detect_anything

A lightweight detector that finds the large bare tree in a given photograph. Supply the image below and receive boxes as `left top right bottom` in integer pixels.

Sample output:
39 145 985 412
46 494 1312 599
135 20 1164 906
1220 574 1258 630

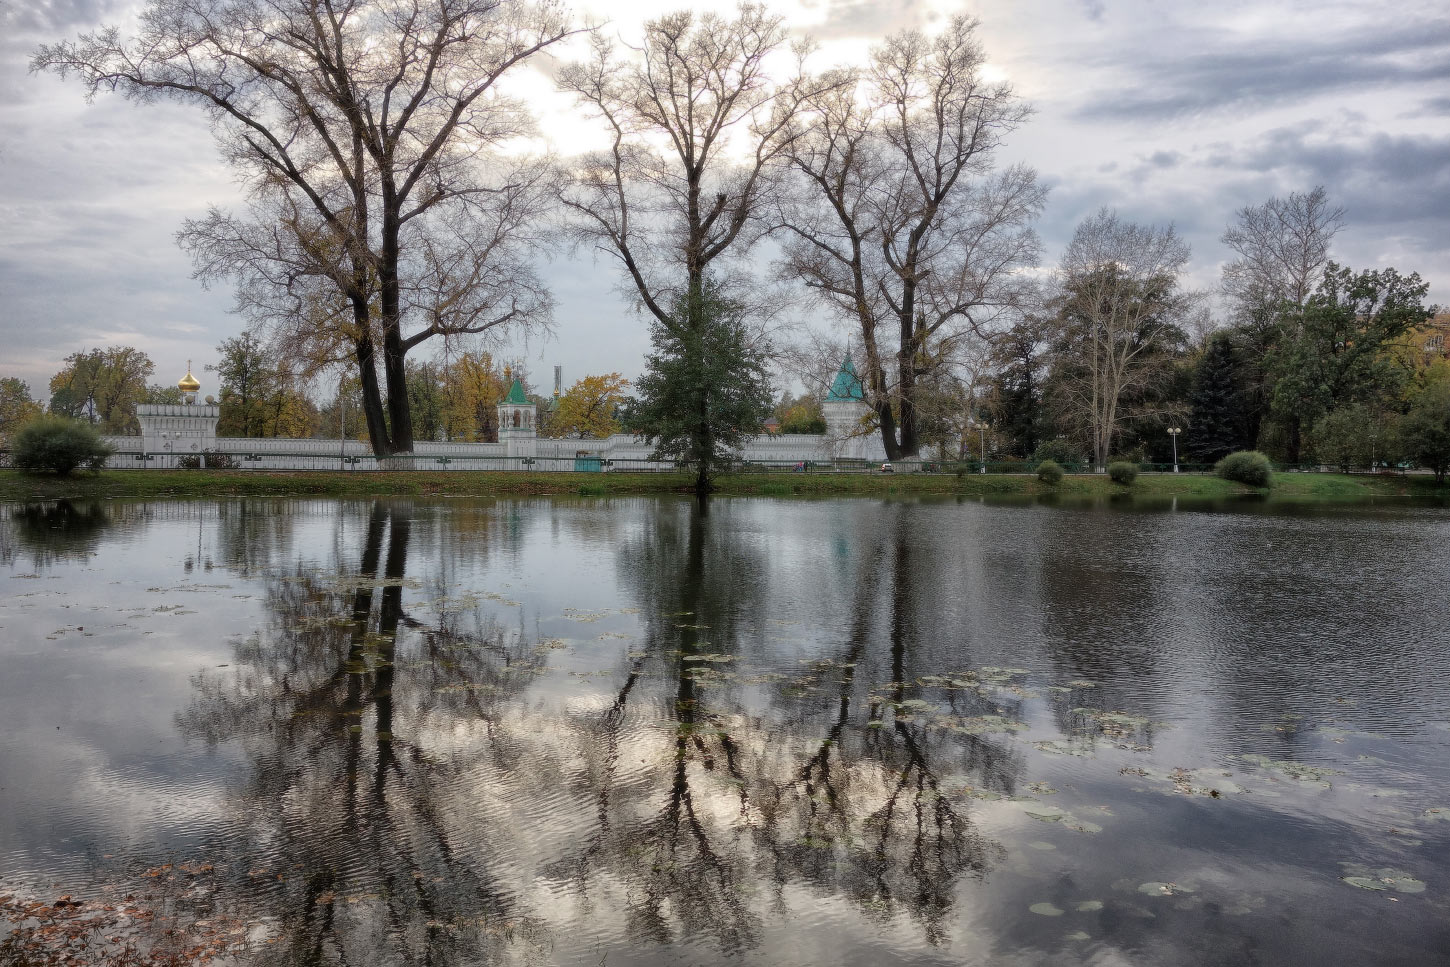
778 16 1044 460
1221 185 1344 321
1047 209 1194 470
557 3 830 337
34 0 570 456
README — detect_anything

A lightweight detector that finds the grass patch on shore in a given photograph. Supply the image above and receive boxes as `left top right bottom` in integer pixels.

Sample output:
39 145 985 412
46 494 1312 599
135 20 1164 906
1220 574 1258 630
2 467 1443 505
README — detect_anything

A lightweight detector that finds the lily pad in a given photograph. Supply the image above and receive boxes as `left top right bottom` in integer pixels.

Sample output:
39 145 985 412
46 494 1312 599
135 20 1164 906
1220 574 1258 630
1066 931 1091 941
1138 882 1195 896
1035 739 1095 758
1341 869 1426 894
1075 900 1103 912
1023 805 1066 822
1027 841 1057 851
1029 902 1064 916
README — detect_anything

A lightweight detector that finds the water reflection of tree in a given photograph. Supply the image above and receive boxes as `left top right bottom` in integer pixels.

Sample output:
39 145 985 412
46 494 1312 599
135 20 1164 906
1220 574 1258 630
173 497 1031 961
750 506 1011 945
5 500 113 567
178 501 547 966
211 498 302 577
553 500 1015 951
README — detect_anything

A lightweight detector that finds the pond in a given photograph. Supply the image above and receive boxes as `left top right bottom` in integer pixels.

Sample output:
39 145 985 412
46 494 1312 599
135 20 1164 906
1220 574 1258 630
1 495 1449 965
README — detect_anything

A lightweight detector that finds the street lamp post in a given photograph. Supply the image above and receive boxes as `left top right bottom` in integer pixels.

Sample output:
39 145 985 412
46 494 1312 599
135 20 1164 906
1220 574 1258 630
978 420 989 474
1168 426 1181 473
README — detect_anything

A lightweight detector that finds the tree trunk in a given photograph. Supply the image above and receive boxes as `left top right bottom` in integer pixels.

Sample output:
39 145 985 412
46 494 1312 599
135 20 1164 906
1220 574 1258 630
354 334 392 457
379 215 415 455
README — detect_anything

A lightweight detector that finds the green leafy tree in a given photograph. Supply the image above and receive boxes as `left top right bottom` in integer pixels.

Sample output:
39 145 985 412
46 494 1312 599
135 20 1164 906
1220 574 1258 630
1310 405 1376 472
1187 332 1250 462
144 384 185 405
212 333 318 438
47 346 155 434
1400 383 1450 483
1267 265 1433 461
547 373 630 439
988 315 1051 457
627 284 773 496
0 378 44 445
773 393 826 435
406 360 448 443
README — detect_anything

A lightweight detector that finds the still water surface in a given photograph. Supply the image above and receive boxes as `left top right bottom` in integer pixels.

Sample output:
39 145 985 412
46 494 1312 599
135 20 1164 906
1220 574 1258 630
2 495 1449 965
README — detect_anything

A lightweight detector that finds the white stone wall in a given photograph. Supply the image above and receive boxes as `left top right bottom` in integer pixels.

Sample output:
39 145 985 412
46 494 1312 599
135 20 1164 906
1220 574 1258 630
99 428 897 471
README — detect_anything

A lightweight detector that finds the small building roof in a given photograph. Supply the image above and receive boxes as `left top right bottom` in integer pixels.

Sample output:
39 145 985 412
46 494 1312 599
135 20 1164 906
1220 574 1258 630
826 354 865 402
503 377 531 405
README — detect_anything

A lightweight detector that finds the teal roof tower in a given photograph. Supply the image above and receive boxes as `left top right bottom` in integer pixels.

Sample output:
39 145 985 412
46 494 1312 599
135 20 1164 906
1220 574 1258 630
826 354 865 402
503 377 530 405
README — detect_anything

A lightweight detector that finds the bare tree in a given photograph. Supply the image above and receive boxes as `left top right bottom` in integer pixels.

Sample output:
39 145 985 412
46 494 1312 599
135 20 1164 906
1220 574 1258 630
778 16 1044 460
1219 186 1344 452
1047 209 1194 470
34 0 570 456
1221 185 1344 322
557 4 831 336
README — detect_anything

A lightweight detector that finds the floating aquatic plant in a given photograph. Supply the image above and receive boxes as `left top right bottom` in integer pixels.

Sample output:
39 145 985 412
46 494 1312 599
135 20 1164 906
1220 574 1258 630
1340 866 1426 894
1029 902 1064 916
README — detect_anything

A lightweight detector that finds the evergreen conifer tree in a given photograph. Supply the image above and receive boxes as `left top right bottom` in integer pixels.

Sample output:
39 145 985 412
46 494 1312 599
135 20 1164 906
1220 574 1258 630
1188 333 1248 462
626 282 774 497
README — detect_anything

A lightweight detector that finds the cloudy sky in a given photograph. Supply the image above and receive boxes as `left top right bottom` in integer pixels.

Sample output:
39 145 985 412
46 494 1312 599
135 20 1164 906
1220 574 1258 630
1 0 1447 401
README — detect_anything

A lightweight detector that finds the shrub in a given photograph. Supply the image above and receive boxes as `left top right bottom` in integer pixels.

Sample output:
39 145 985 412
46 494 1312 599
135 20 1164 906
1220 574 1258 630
177 452 238 470
1215 450 1272 487
11 415 112 476
1032 438 1081 467
1107 461 1138 485
1035 459 1064 485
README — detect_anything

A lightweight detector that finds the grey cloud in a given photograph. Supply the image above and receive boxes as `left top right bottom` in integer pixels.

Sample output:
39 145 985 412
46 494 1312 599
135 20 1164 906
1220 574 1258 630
807 0 933 41
1234 128 1450 229
1 0 124 34
1076 19 1450 121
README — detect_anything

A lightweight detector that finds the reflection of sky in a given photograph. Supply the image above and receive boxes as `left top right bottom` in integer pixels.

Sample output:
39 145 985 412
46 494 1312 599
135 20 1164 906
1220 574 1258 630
2 496 1449 964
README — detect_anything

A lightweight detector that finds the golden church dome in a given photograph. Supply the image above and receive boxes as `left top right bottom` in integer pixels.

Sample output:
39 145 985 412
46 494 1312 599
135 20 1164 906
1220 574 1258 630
178 362 201 394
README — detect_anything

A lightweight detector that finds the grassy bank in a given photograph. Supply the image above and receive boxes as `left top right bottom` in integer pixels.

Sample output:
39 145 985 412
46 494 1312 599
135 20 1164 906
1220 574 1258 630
1 468 1444 503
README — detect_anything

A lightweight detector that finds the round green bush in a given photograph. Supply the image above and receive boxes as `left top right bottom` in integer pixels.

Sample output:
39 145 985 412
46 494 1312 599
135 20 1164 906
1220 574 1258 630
1035 459 1064 485
11 415 112 476
1107 461 1139 485
1215 450 1272 487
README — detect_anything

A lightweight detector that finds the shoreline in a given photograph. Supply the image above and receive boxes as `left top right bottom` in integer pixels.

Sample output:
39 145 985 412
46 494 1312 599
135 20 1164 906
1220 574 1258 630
1 469 1445 504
